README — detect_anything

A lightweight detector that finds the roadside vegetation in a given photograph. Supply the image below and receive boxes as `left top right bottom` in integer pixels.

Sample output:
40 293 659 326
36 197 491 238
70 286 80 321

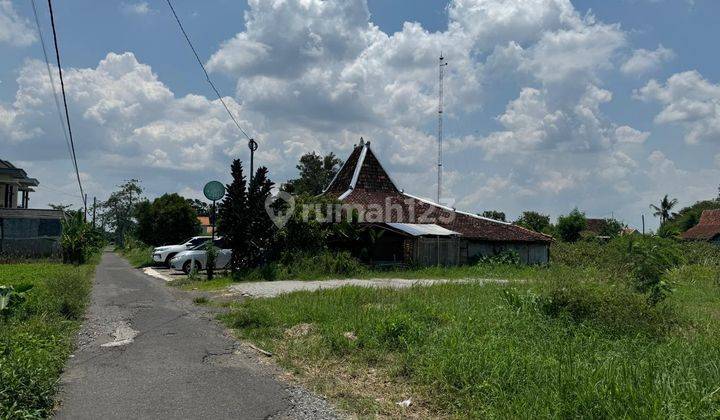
0 209 103 418
219 239 720 417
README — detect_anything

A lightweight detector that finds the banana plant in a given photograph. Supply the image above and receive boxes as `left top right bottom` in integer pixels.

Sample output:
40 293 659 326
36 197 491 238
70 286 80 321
0 284 33 316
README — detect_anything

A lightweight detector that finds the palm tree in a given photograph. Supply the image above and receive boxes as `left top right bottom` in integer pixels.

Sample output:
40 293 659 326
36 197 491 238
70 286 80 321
650 195 678 224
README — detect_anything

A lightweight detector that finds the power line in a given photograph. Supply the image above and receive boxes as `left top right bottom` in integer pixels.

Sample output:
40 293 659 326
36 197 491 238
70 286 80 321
29 0 77 189
164 0 254 143
47 0 85 208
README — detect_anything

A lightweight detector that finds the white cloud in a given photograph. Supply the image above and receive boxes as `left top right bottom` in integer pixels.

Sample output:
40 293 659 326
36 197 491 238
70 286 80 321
1 53 253 173
0 0 36 46
615 125 649 144
120 2 152 16
636 70 720 144
519 20 626 84
3 0 714 227
478 83 619 156
621 45 674 75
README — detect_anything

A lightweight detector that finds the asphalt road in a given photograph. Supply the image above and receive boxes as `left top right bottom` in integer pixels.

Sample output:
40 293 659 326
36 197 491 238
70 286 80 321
54 251 336 420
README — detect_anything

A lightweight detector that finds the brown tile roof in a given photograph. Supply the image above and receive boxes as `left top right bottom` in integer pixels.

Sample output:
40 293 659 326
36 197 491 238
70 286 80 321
584 218 608 234
322 141 551 243
682 210 720 241
197 216 211 226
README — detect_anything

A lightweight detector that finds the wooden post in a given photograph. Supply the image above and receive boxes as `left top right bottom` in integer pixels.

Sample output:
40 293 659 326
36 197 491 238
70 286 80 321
92 196 96 228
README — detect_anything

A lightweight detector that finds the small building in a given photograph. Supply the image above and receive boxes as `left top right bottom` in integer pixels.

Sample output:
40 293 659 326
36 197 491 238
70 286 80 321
0 159 62 257
197 216 213 235
321 140 552 265
681 210 720 244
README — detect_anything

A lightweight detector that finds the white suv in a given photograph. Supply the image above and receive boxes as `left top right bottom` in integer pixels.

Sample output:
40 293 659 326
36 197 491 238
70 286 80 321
152 236 211 266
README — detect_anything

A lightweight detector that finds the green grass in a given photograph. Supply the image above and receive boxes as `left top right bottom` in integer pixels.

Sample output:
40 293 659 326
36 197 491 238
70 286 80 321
0 259 98 419
119 244 154 268
220 264 720 417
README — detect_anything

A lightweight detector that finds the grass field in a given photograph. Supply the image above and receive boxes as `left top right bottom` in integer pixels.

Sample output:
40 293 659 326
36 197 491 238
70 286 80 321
219 259 720 417
0 259 97 419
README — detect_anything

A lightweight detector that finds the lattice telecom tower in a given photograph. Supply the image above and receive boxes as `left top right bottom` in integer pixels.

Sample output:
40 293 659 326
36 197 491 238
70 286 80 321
437 53 447 204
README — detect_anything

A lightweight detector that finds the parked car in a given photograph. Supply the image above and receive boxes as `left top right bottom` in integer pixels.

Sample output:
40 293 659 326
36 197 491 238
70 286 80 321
152 236 211 266
169 239 231 274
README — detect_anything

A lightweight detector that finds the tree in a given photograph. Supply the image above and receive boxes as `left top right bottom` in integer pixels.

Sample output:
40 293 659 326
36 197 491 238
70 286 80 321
481 210 506 222
99 179 143 246
599 218 625 238
246 167 276 267
186 198 210 217
658 199 720 236
650 194 679 224
217 160 249 272
285 152 342 195
515 211 551 233
135 194 200 246
556 208 587 242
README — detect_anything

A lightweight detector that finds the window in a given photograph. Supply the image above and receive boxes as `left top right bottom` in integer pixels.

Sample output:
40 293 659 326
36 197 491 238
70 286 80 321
190 237 210 246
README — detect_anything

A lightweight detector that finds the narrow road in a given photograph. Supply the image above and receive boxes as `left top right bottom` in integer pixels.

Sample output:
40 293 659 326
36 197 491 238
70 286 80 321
55 251 335 420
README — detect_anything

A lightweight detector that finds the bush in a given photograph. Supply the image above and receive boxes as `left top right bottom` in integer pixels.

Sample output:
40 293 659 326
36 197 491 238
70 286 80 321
503 278 677 337
470 250 521 265
613 236 683 305
236 251 366 281
118 236 154 268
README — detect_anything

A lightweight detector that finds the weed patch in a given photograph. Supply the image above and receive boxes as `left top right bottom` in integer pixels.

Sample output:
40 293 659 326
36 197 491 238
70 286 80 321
221 273 720 417
0 260 97 418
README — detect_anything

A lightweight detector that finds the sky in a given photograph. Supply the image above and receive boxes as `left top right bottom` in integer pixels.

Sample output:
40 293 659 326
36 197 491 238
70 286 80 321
1 0 719 230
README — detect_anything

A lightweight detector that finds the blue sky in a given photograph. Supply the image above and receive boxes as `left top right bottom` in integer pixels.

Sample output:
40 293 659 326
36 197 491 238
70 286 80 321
1 0 719 230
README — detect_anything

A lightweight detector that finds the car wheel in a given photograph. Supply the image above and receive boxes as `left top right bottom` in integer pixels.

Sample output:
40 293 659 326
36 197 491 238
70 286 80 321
182 260 202 275
164 253 177 267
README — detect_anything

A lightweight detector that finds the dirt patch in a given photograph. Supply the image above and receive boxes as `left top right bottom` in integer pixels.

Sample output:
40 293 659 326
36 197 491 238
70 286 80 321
284 323 315 339
269 338 442 418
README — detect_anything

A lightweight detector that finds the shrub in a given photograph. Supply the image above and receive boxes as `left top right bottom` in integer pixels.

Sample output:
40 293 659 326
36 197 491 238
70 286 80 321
503 279 677 337
610 236 683 305
470 250 521 265
236 251 366 281
206 243 218 280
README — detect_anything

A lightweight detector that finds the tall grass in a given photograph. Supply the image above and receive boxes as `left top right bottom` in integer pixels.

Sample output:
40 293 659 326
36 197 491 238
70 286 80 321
118 236 154 268
221 261 720 417
0 259 97 418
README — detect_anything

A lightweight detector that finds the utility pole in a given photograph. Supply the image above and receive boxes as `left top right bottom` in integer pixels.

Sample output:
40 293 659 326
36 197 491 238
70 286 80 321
92 196 96 228
437 53 447 204
84 193 88 222
248 138 258 185
642 214 645 235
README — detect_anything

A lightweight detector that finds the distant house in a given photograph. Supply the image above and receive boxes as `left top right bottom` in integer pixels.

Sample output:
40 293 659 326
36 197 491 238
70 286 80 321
0 159 62 257
197 216 212 235
584 218 610 236
321 140 552 265
681 210 720 244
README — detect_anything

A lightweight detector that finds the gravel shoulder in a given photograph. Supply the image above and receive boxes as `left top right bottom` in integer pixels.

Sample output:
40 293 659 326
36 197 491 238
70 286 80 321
227 278 507 298
54 251 338 420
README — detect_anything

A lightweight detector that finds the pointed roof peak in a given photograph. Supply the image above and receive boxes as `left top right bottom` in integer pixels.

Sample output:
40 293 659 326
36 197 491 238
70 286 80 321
322 138 398 197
